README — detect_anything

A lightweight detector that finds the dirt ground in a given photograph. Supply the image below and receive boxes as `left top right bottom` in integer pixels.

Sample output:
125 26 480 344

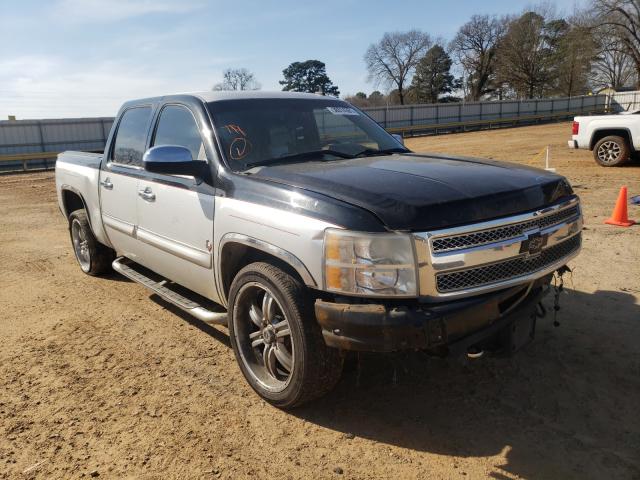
1 122 639 479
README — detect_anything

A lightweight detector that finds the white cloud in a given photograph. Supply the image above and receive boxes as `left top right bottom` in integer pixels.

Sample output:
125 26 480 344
52 0 205 23
0 56 221 119
0 56 58 78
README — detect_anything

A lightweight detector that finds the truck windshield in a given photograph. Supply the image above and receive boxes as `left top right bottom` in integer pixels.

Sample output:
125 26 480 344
208 98 407 171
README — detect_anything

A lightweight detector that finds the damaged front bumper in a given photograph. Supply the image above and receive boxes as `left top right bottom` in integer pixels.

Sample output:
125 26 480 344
315 275 552 356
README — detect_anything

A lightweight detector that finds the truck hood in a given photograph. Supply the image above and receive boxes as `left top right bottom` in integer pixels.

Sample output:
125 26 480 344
248 153 574 231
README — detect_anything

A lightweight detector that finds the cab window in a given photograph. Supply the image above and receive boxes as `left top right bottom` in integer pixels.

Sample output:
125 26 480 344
111 107 152 167
152 105 206 161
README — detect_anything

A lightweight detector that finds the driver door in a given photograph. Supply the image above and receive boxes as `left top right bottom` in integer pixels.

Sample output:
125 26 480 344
134 104 216 300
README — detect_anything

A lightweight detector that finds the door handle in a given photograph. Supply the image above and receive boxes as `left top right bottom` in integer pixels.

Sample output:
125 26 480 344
138 187 156 202
100 178 113 190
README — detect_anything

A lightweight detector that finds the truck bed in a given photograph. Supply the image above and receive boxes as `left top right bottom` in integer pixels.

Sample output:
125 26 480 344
55 150 109 247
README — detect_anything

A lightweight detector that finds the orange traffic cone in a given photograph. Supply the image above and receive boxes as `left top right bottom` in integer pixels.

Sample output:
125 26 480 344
605 186 636 227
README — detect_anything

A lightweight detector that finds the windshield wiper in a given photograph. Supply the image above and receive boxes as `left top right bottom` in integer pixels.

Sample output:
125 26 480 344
354 147 410 157
242 149 355 169
241 147 409 171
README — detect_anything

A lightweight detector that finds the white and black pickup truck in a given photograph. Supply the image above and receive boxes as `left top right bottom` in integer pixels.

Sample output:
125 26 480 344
569 111 640 166
56 91 583 408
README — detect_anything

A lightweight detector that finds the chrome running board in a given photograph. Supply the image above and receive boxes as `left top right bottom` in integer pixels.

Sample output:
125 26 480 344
112 257 227 325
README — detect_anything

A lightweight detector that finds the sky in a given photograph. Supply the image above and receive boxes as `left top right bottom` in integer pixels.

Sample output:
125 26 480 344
1 0 586 119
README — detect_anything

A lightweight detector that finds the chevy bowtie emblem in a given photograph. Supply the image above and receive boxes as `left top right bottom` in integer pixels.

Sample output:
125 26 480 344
520 232 547 256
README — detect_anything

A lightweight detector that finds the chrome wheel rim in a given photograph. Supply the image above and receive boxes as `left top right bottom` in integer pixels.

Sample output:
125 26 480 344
71 219 90 272
233 282 294 393
597 141 621 164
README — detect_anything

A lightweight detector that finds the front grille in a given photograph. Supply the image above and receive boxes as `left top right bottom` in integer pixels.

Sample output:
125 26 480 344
436 234 581 293
431 205 580 253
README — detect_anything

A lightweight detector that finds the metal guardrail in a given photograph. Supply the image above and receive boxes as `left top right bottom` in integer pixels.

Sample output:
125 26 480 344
0 95 618 173
362 94 607 130
0 116 113 173
0 110 606 172
0 152 60 172
388 109 607 136
608 91 640 112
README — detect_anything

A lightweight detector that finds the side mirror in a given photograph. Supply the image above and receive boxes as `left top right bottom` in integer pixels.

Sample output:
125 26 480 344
391 134 405 146
143 145 206 177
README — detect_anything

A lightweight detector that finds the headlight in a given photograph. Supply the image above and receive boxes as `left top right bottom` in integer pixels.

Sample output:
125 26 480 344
323 229 418 297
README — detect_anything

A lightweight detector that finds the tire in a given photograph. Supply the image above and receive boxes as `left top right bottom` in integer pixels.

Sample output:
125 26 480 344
228 262 343 408
68 209 114 276
593 135 630 167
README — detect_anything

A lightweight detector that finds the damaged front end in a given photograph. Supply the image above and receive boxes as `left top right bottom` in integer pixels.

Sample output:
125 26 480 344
315 273 564 357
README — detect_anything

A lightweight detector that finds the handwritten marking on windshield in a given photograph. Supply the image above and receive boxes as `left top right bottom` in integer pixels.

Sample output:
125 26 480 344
224 124 252 160
224 124 246 136
230 137 252 160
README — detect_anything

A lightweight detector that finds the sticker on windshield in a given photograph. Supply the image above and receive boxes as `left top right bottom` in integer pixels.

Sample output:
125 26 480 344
326 106 359 116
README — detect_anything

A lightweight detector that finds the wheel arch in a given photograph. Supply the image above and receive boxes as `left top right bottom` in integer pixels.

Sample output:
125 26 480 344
217 234 317 305
590 128 634 150
60 186 93 228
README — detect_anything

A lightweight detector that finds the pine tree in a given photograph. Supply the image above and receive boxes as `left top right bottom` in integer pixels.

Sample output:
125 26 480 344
411 45 456 103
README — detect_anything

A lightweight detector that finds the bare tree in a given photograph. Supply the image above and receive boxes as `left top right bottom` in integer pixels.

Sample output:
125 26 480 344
364 30 432 105
591 37 636 89
450 15 506 100
213 68 261 91
591 0 640 88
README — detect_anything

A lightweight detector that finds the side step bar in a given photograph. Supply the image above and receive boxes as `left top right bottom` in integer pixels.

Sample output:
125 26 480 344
112 257 227 326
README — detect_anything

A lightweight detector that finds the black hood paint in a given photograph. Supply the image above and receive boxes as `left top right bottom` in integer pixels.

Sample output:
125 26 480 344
247 153 575 231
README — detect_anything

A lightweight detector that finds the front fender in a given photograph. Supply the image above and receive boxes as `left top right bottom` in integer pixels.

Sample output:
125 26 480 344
218 234 316 287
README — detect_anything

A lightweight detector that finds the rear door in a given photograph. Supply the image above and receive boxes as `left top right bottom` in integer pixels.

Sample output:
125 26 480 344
135 104 216 299
99 106 152 260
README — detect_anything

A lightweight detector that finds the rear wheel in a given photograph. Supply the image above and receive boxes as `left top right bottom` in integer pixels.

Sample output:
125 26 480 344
69 209 114 275
593 135 630 167
228 262 343 408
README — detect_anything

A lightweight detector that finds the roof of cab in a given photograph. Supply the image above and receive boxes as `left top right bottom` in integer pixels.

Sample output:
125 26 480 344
196 90 330 102
122 90 332 108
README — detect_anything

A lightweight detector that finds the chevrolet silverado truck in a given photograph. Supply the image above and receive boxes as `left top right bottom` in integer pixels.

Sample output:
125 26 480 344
568 111 640 166
56 91 583 408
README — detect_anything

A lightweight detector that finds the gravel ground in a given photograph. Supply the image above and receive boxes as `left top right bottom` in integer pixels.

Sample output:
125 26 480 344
1 122 639 479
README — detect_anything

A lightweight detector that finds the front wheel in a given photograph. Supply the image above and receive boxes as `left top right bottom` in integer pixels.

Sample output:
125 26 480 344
228 262 343 408
593 135 630 167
